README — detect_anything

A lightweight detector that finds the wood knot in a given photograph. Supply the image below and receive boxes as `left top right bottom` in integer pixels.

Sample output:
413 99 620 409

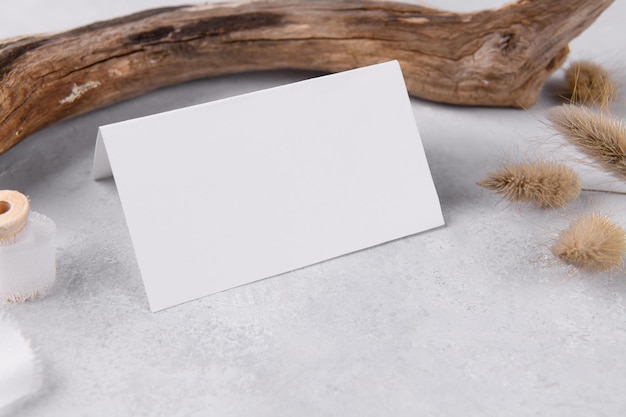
498 32 516 53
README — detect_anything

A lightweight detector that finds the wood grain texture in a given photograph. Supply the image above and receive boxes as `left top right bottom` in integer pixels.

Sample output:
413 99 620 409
0 0 614 154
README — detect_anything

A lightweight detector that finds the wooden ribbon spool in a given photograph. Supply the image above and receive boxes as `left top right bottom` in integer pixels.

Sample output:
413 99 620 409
0 190 30 239
0 190 56 303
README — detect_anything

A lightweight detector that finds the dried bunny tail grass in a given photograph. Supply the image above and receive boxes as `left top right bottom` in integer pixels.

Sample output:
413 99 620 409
547 104 626 180
477 161 581 208
552 213 626 273
565 60 618 107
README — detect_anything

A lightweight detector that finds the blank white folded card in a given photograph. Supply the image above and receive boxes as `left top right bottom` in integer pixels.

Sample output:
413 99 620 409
93 61 444 312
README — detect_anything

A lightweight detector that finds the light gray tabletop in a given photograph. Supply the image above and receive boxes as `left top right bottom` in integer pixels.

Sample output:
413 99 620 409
1 1 625 416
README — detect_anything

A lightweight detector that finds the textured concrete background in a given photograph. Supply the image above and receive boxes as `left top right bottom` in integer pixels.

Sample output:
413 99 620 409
1 1 626 416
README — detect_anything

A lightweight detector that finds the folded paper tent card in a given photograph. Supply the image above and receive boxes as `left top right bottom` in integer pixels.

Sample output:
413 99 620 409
93 61 444 312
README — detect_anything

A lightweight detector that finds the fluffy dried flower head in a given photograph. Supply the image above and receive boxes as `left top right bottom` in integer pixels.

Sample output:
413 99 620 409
565 60 617 107
477 161 581 208
552 214 626 273
547 104 626 180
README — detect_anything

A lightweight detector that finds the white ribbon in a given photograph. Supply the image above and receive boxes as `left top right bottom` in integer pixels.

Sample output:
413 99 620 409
0 317 41 409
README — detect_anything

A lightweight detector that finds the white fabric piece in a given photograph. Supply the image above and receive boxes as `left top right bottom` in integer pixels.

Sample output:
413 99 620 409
0 318 41 409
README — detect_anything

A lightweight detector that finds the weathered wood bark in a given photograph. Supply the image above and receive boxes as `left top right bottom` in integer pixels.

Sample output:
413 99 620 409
0 0 614 154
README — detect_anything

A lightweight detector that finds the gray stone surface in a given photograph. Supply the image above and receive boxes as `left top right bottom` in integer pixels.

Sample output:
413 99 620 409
1 1 626 416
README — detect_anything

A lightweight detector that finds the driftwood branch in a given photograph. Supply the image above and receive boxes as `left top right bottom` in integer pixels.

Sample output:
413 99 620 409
0 0 614 154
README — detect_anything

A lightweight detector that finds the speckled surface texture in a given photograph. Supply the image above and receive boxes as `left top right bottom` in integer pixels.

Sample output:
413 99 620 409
1 1 626 416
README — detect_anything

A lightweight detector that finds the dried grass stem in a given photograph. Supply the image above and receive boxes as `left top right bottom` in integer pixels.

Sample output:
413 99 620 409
547 105 626 180
478 161 581 208
565 60 617 107
552 213 626 273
